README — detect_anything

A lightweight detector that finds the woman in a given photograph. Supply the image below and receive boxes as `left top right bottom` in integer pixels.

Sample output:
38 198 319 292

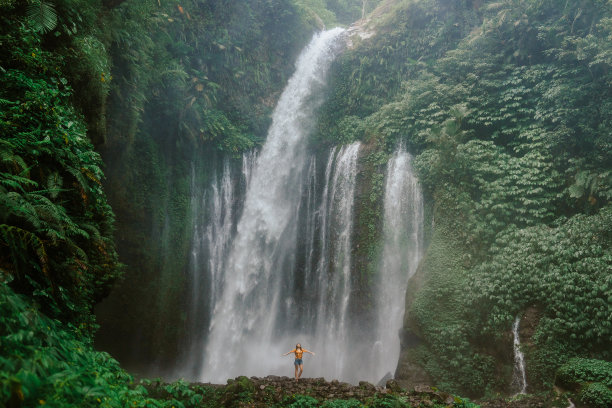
282 343 315 381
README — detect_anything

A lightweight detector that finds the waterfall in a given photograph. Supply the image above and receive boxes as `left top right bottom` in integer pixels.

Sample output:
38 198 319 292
186 29 424 385
184 30 429 384
512 316 528 394
198 28 346 383
371 148 424 382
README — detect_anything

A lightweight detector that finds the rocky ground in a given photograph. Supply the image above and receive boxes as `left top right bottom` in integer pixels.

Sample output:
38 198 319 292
147 375 573 407
227 376 454 406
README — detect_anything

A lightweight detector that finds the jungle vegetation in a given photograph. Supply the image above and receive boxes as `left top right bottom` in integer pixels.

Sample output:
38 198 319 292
1 0 611 407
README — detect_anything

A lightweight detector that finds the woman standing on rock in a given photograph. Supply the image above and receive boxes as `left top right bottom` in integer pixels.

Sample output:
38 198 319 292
282 344 315 381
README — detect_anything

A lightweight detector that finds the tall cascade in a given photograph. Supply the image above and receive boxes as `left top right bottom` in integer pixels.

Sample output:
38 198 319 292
198 29 346 382
371 148 424 381
512 316 528 394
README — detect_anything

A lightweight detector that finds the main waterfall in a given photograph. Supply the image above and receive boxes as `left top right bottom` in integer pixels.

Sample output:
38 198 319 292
199 29 346 382
186 30 425 385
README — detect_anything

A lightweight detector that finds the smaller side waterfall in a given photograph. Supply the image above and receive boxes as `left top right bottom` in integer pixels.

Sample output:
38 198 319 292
183 153 256 377
370 148 424 382
199 28 347 383
310 142 361 381
512 316 528 394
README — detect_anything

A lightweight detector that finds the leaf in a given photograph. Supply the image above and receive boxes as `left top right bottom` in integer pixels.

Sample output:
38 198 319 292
568 183 585 198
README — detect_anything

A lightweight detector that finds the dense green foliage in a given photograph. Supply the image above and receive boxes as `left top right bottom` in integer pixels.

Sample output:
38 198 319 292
317 0 612 397
0 2 120 326
557 358 612 389
0 283 184 407
578 382 612 408
472 209 612 386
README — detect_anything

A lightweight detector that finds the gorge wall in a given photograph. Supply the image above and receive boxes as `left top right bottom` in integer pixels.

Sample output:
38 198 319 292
2 0 610 406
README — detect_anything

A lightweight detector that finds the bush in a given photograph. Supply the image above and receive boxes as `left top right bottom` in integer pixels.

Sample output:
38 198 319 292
366 394 408 408
578 382 612 408
556 358 612 390
322 398 364 408
0 283 148 407
286 394 320 408
0 18 121 325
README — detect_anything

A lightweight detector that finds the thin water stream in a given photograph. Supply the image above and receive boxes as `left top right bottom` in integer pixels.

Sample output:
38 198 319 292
512 316 528 394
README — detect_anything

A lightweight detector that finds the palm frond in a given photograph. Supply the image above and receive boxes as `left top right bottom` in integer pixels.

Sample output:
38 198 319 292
26 0 58 34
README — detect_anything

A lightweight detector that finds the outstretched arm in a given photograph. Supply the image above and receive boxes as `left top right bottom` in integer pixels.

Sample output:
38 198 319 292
303 349 315 356
282 349 295 356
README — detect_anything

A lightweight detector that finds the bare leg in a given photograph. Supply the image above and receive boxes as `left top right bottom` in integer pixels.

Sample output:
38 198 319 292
298 364 304 379
294 363 299 380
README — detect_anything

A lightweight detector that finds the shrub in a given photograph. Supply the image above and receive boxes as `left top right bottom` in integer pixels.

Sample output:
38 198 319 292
556 358 612 390
578 382 612 408
322 398 364 408
286 394 320 408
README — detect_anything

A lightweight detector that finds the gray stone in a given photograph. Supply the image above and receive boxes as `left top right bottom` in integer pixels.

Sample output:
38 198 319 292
386 379 403 393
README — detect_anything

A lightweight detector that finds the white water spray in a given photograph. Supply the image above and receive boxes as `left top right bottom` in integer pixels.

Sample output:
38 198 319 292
184 154 257 376
512 316 528 394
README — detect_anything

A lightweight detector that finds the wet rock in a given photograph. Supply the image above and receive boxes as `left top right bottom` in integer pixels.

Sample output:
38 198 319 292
359 381 376 392
386 379 403 393
377 372 393 387
183 375 537 408
413 384 435 394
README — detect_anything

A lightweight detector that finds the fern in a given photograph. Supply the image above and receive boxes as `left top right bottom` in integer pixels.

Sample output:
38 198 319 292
0 192 42 229
0 172 38 192
26 0 57 33
0 141 28 173
0 224 50 282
